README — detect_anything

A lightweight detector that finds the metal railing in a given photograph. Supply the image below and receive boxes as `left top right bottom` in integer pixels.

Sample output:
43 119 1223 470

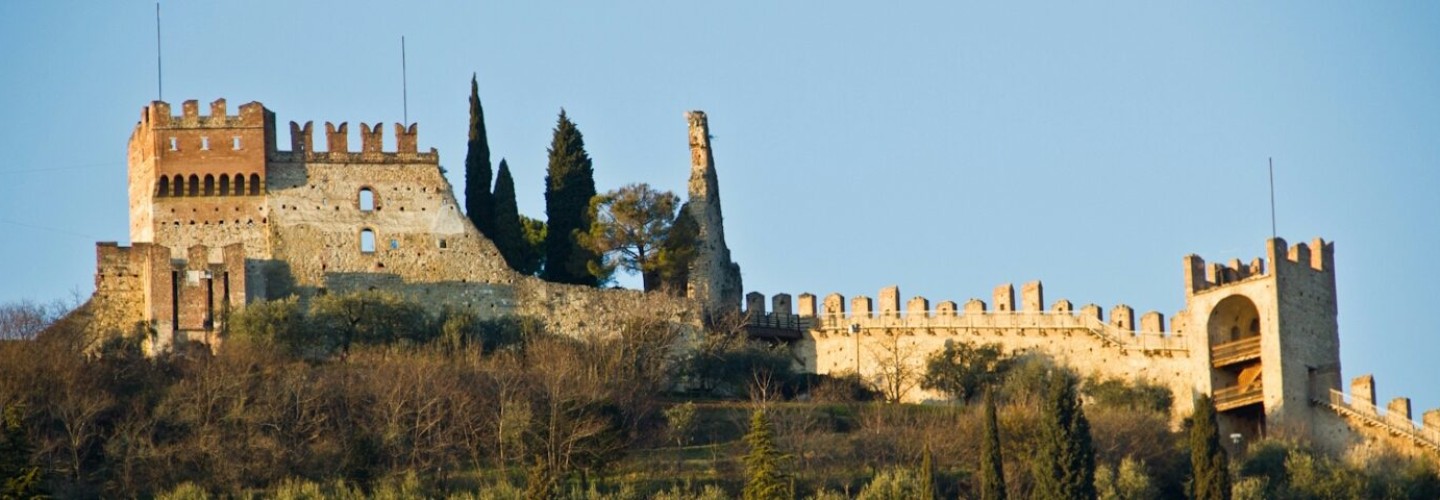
1317 389 1440 452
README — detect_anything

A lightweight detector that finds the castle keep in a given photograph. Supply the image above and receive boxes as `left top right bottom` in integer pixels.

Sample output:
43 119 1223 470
83 97 1434 463
90 98 717 352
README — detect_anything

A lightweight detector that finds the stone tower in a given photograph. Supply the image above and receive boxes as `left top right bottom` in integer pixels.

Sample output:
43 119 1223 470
684 111 742 322
1178 237 1341 447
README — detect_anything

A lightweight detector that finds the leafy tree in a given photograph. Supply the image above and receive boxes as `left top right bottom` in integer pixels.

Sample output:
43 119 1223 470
583 183 682 292
226 296 312 356
856 467 925 500
1033 372 1096 500
309 290 430 354
1189 395 1230 500
0 404 44 499
464 74 496 239
979 391 1007 500
492 159 540 274
1083 377 1173 414
542 110 602 286
743 409 791 500
921 341 1012 404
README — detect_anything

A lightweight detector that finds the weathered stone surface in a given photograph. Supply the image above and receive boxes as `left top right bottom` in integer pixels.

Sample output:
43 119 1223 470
683 111 742 321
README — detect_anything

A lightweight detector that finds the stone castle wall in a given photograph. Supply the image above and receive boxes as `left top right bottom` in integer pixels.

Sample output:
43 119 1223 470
90 99 701 347
769 282 1196 418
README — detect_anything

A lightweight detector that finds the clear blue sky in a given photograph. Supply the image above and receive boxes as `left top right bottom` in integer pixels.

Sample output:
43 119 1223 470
2 2 1436 414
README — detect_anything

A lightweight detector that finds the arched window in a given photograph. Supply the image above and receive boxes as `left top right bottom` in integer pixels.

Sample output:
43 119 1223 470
203 175 215 196
233 174 246 195
188 175 200 196
218 175 230 196
360 229 376 253
249 173 261 195
359 188 375 212
157 176 170 197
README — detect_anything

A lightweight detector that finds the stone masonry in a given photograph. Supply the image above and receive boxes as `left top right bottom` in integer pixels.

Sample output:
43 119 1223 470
87 99 699 353
683 111 743 323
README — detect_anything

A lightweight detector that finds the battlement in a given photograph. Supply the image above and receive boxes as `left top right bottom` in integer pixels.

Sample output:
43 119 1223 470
747 282 1184 353
278 120 435 163
142 99 270 129
1185 237 1334 295
1318 374 1440 453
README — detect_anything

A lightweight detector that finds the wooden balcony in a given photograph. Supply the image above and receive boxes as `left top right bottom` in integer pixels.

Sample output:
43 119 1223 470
1211 336 1261 367
1214 381 1264 412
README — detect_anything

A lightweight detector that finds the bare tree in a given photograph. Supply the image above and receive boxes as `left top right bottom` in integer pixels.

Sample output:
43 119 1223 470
867 332 923 403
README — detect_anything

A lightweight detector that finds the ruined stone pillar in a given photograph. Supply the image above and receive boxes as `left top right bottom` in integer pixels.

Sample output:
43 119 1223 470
683 111 742 322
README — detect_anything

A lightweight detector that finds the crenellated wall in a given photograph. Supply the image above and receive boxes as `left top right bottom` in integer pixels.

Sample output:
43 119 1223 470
757 281 1194 413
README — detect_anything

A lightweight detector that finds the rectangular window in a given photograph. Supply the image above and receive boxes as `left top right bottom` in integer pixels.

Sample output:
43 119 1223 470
169 137 178 151
200 136 210 150
390 239 399 249
232 136 242 150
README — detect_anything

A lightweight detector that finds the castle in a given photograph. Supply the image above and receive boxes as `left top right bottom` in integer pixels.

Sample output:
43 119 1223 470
82 98 1436 463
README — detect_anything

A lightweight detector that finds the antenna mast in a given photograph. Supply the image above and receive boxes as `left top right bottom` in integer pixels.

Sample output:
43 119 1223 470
401 36 408 124
1269 157 1277 239
156 2 163 101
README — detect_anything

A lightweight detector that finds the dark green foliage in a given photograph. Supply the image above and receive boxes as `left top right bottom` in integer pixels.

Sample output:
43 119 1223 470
656 203 700 295
921 341 1012 404
1083 377 1173 413
1033 372 1096 500
979 392 1007 500
492 160 542 275
226 296 310 355
1188 395 1229 500
0 404 44 499
541 110 602 286
520 215 548 275
308 290 432 353
464 74 496 239
743 409 791 500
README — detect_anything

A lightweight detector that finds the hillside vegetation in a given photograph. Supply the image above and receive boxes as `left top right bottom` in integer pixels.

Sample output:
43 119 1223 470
0 294 1436 499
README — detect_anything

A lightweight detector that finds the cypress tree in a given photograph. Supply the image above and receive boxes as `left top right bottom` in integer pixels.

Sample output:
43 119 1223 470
541 110 601 286
979 391 1007 500
491 159 530 273
1190 394 1231 500
464 74 496 239
743 409 791 500
1033 373 1096 500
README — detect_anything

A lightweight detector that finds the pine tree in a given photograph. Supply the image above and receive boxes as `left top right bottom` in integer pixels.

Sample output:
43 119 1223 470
979 391 1007 500
655 203 699 295
743 409 791 500
541 110 601 286
1190 394 1231 500
464 74 496 239
1033 372 1096 500
491 159 534 274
